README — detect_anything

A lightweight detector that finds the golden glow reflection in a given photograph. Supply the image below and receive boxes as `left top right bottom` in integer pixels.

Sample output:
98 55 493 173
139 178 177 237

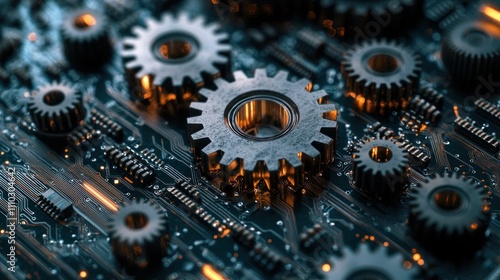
482 5 500 23
82 182 118 212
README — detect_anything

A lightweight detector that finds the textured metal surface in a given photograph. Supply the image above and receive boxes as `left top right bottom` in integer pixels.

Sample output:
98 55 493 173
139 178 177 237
27 82 86 134
121 13 231 115
352 138 409 199
109 199 170 269
323 244 418 280
342 39 422 114
408 174 490 257
187 69 338 189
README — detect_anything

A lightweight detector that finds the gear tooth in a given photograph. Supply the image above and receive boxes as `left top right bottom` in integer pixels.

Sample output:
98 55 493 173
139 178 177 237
125 60 142 70
254 68 267 79
145 18 157 29
233 70 247 81
265 160 279 172
122 38 138 48
205 22 221 32
201 143 219 156
186 115 205 125
214 32 229 42
319 104 337 114
314 133 333 145
219 154 237 166
213 78 228 88
310 90 328 100
190 130 208 141
273 70 289 81
191 15 205 26
131 26 144 37
243 158 257 171
296 78 312 90
189 102 206 112
216 44 232 53
286 155 303 168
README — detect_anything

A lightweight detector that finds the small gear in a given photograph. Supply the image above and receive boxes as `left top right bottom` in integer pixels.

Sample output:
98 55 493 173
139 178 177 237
408 173 490 257
61 8 113 70
121 13 231 117
187 69 337 190
109 199 170 270
441 19 500 83
27 82 86 134
342 39 422 114
322 244 418 280
352 138 409 199
318 0 423 38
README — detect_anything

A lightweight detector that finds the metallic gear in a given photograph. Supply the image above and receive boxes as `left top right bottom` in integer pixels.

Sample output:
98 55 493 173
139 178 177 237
187 69 337 190
441 19 500 83
61 8 113 70
318 0 422 38
27 82 86 134
109 199 170 269
408 173 490 256
323 244 418 280
121 13 231 117
342 39 422 114
352 138 409 199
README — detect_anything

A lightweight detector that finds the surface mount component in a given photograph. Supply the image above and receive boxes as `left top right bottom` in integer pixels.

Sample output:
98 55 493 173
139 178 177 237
352 138 409 199
27 82 86 134
322 244 418 280
441 19 500 83
121 13 231 117
408 173 490 257
188 69 337 189
109 200 170 270
342 39 422 114
61 8 113 70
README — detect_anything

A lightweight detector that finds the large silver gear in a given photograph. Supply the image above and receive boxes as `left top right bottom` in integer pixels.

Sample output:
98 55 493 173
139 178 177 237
342 39 421 114
323 244 418 280
27 82 86 134
121 13 231 116
109 199 170 270
187 69 337 190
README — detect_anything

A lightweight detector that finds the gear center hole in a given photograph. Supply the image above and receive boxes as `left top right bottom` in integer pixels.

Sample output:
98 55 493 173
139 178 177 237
159 40 192 59
236 99 290 138
43 90 65 106
463 29 489 47
369 146 393 162
367 54 399 74
434 189 462 210
74 14 96 29
125 212 149 230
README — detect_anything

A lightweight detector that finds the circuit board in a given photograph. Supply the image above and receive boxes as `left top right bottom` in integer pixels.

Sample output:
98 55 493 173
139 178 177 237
1 0 500 279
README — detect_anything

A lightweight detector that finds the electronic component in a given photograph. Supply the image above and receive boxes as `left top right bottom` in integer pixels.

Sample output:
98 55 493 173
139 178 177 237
36 189 74 221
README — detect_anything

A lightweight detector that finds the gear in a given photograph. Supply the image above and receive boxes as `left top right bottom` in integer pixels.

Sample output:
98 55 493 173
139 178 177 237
408 173 490 257
121 13 231 117
342 39 422 114
441 19 500 84
27 82 86 134
109 199 170 270
323 244 418 280
187 69 337 190
352 138 409 199
318 0 422 38
61 8 113 71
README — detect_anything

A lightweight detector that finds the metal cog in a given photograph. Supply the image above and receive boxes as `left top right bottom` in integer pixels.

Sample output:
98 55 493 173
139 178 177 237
27 82 86 134
61 8 113 70
342 39 422 114
121 13 231 116
323 244 418 280
352 138 409 199
187 69 338 190
109 199 170 269
318 0 422 38
408 173 490 257
441 19 500 84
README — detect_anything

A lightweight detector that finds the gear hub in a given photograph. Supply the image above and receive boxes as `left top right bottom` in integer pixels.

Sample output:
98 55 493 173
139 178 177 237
187 69 337 190
342 39 422 114
109 200 170 270
61 8 113 71
121 13 231 117
322 244 418 280
27 82 86 135
408 173 490 257
441 19 500 84
352 138 409 199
